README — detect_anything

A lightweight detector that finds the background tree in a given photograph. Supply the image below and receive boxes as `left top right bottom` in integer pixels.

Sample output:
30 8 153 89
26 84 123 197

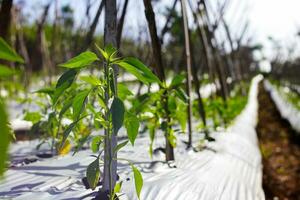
0 0 13 40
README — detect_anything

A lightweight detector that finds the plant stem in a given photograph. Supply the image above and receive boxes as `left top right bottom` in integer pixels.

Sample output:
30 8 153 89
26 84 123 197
163 91 174 161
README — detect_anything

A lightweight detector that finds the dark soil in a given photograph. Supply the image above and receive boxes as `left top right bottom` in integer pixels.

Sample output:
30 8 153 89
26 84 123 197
14 129 42 141
256 83 300 200
14 130 31 141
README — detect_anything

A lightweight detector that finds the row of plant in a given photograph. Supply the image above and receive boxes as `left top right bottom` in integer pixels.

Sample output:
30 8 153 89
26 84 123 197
0 35 251 199
0 37 187 199
193 83 249 132
0 37 150 199
270 79 300 111
22 74 249 157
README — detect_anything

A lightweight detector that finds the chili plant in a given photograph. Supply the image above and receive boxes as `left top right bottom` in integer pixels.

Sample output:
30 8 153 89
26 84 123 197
131 74 188 160
0 37 24 176
27 83 90 156
54 45 161 199
200 84 248 130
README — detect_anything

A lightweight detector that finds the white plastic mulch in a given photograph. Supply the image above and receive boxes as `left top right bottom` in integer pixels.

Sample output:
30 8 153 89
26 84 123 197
0 75 265 200
264 81 300 133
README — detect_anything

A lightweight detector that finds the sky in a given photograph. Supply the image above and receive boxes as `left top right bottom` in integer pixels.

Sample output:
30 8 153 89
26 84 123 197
246 0 300 60
17 0 300 61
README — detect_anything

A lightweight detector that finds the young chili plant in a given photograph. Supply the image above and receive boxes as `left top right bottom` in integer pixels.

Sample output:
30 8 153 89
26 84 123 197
54 45 161 199
25 83 85 156
0 37 24 176
130 74 188 160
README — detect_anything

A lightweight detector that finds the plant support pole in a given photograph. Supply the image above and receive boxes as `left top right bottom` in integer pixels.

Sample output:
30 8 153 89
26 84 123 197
102 0 118 197
143 0 174 161
116 0 129 48
189 30 207 132
181 0 193 147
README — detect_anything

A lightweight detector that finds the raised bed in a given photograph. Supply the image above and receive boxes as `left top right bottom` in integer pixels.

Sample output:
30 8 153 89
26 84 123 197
264 81 300 133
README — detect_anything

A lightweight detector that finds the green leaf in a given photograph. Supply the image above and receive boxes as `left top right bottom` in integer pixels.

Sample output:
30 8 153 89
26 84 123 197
174 87 188 103
97 95 107 111
0 100 10 177
23 112 42 124
131 165 143 200
73 135 90 155
124 112 139 146
59 51 99 68
59 115 86 149
46 112 58 136
91 136 103 153
167 95 176 112
0 65 16 77
109 69 116 96
56 69 77 90
80 75 101 86
53 69 77 105
72 90 90 120
0 37 24 63
87 103 97 115
116 57 161 85
110 97 125 135
113 181 123 194
95 44 109 60
176 101 187 132
167 129 177 147
59 98 73 119
94 114 108 128
104 44 117 58
34 87 54 97
60 122 77 149
117 83 133 101
113 140 128 156
131 93 152 114
147 118 157 158
96 44 117 61
169 74 185 88
86 158 100 190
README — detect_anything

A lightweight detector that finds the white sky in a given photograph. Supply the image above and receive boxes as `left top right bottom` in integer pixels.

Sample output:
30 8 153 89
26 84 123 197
18 0 300 60
247 0 300 59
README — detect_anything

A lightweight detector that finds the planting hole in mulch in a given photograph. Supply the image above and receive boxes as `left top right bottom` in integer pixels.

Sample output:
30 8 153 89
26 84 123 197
36 152 54 158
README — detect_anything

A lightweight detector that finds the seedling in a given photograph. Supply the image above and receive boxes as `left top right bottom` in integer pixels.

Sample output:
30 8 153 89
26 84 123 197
53 45 160 199
131 74 188 159
0 37 24 176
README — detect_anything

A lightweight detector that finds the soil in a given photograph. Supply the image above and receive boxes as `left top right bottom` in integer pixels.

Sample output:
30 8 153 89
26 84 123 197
256 83 300 200
14 130 31 141
14 129 42 141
